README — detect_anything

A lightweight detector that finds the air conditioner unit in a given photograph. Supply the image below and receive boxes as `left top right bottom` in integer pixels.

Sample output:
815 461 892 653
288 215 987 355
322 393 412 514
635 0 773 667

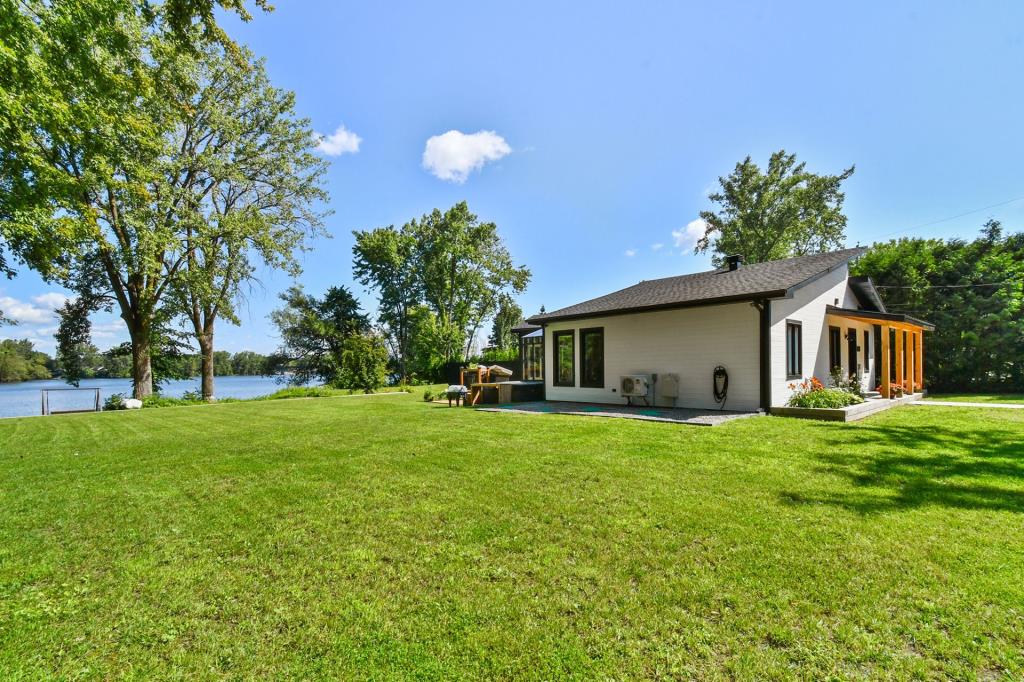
620 374 652 397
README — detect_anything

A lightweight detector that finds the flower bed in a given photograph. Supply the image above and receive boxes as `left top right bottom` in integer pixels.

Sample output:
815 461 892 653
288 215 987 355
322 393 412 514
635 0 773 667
785 377 864 409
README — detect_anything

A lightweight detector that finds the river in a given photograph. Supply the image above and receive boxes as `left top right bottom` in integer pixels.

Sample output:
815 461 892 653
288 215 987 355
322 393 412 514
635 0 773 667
0 375 292 419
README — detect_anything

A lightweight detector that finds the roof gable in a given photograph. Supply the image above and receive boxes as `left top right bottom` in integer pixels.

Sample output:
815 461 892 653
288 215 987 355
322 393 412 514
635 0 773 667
847 276 887 313
528 248 866 324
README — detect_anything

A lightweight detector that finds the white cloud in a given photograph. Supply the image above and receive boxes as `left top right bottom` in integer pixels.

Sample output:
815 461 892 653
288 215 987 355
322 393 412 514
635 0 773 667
91 322 125 340
624 249 637 257
422 130 511 183
651 243 664 251
672 218 708 252
315 124 361 156
32 292 71 310
0 293 128 356
0 295 56 324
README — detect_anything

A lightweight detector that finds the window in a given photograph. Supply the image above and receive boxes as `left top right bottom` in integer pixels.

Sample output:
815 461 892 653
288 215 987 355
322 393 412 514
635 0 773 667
863 330 870 372
553 330 575 386
785 321 802 378
847 329 858 376
828 326 842 371
521 333 543 381
580 328 604 388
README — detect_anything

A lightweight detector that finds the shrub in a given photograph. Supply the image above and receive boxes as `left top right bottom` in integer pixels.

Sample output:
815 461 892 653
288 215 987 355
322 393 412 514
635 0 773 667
786 376 865 409
478 347 518 363
103 393 126 411
788 388 864 409
140 394 205 409
260 386 339 400
829 367 864 398
422 388 435 402
333 333 389 393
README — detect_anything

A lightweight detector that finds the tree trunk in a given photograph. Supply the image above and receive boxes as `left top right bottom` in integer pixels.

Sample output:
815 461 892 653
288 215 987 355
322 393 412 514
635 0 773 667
198 333 215 401
129 327 154 399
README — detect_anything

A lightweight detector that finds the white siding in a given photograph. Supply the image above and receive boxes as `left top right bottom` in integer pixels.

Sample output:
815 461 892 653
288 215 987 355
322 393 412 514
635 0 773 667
544 302 761 411
769 265 877 405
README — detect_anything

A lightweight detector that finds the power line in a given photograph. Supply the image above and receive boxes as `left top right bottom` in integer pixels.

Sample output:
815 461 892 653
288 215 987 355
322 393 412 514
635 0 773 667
877 195 1024 239
872 280 1024 288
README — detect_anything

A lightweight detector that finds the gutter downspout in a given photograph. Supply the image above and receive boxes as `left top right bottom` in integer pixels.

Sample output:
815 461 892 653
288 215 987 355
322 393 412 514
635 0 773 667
756 299 772 412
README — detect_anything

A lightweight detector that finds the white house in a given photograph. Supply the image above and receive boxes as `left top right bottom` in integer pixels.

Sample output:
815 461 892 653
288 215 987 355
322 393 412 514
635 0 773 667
524 248 933 412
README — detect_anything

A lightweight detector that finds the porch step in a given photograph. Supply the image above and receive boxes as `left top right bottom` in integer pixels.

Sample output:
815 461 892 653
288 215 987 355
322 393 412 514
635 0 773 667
865 391 882 398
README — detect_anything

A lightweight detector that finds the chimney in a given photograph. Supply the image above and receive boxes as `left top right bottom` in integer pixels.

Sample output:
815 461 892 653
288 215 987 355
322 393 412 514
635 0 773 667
726 254 743 271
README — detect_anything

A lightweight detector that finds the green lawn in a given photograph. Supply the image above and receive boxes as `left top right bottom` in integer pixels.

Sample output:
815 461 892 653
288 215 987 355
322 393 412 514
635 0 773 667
1 395 1022 679
924 393 1024 404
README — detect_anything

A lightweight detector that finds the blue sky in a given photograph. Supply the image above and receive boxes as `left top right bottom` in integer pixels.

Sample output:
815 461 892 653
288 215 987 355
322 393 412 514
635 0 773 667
3 0 1024 354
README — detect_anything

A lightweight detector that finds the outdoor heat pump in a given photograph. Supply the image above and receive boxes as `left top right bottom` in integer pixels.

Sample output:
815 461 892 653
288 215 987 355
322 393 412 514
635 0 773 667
620 375 652 397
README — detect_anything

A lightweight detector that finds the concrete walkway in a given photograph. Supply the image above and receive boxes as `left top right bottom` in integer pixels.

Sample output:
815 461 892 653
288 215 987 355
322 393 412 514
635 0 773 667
911 400 1024 409
476 401 760 426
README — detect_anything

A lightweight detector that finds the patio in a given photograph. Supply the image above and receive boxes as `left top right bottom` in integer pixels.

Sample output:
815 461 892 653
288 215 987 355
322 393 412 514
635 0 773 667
475 400 760 426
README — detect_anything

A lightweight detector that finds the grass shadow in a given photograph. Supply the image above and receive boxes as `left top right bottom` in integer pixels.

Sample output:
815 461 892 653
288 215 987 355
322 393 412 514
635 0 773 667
781 419 1024 514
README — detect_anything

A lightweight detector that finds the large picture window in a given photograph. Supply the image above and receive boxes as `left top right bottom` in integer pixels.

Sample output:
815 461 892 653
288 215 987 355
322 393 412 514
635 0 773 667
553 330 575 387
580 328 604 388
785 321 802 379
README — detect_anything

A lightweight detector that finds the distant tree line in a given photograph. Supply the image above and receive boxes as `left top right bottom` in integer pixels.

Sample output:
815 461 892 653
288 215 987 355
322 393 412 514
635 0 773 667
854 221 1024 393
0 340 55 383
71 346 275 382
0 338 273 384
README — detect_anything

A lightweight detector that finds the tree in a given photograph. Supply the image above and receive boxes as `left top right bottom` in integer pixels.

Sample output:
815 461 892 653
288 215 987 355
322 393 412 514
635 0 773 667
853 222 1024 392
231 350 267 376
487 294 522 352
0 344 28 383
212 351 233 376
354 203 530 374
336 333 389 393
696 150 855 265
55 298 96 387
405 304 446 381
410 202 530 363
0 0 272 399
352 226 420 383
174 44 327 401
0 339 51 382
269 285 370 386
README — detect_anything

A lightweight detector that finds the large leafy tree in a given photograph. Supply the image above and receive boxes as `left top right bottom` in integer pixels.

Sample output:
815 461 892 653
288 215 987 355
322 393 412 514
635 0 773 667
351 225 420 382
353 202 530 377
0 0 270 397
174 44 327 400
410 202 530 363
853 221 1024 391
696 150 855 265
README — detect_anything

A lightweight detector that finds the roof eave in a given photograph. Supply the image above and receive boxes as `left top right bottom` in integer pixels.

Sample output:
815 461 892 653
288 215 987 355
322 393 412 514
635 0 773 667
525 290 789 325
825 305 935 331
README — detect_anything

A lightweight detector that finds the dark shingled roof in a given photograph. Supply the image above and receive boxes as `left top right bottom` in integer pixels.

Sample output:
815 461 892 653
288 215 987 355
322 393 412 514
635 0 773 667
527 248 867 324
511 320 541 334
